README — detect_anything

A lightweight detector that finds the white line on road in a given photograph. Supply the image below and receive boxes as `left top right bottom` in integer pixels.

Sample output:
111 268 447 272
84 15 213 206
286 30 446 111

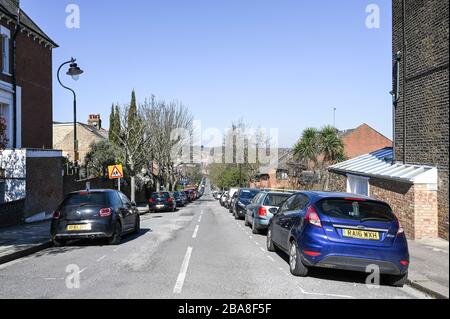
97 255 106 262
173 247 193 294
192 225 200 238
198 215 202 223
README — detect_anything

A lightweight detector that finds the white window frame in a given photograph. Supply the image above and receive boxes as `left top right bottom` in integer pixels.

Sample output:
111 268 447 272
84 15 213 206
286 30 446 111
1 26 11 75
346 174 370 196
0 81 15 149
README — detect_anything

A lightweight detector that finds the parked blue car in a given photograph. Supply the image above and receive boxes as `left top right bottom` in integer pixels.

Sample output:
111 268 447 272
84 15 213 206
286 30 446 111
245 191 292 234
267 191 410 287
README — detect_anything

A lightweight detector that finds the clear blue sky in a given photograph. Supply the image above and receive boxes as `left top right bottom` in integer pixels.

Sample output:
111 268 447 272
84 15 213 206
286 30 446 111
22 0 393 147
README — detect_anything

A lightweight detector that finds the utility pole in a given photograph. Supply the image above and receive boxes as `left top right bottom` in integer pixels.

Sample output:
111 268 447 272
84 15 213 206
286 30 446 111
333 107 337 127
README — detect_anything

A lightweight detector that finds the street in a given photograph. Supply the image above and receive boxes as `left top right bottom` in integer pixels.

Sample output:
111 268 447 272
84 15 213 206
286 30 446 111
0 190 429 299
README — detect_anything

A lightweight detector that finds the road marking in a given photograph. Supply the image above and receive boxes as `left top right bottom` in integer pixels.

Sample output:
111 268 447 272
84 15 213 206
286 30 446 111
192 225 200 238
198 215 202 223
200 210 204 215
79 267 87 274
97 255 106 262
173 247 193 294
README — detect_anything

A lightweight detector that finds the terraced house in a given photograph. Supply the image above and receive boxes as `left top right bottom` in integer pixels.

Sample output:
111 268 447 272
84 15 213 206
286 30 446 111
0 0 62 226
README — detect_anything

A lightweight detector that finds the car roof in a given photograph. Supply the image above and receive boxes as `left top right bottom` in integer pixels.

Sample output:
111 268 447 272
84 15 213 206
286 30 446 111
295 191 381 202
68 189 115 195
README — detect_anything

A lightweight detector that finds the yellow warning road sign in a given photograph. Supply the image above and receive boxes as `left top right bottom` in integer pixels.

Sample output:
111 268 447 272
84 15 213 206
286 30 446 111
108 164 124 179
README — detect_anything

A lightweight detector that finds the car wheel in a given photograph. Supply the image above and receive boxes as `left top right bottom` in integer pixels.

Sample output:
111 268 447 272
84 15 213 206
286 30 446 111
289 241 309 277
266 227 276 252
132 215 140 235
234 211 240 220
252 220 260 234
108 221 122 245
53 238 66 247
384 272 408 287
244 215 250 227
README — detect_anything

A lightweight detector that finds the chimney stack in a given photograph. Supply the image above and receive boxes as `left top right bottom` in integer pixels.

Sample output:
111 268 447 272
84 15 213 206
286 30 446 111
87 114 102 130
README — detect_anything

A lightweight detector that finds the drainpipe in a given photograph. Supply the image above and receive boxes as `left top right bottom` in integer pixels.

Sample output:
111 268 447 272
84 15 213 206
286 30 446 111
12 7 20 149
402 0 407 164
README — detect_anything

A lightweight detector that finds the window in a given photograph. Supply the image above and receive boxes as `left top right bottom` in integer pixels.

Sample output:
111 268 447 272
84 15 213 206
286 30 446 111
276 169 289 180
0 103 10 147
347 174 370 196
0 26 10 75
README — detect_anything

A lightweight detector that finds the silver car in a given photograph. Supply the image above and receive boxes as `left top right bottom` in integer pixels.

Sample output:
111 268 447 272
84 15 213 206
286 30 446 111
245 191 293 234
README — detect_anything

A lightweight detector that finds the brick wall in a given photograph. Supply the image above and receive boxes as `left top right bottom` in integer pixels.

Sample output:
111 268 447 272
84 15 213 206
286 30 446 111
25 157 63 218
370 178 416 239
328 172 347 193
414 184 438 239
16 31 53 149
0 199 24 227
393 0 449 239
342 124 392 159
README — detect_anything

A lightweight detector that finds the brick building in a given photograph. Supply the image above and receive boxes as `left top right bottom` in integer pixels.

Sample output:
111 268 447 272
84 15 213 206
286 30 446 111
393 0 448 239
339 123 392 159
0 0 57 149
0 0 62 226
53 114 108 164
328 1 448 240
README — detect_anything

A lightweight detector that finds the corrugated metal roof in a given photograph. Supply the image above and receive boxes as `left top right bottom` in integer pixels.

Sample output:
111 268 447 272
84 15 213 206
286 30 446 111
329 148 438 184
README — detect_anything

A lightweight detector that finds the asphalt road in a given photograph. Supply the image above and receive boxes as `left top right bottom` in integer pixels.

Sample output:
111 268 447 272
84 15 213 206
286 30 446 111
0 192 430 299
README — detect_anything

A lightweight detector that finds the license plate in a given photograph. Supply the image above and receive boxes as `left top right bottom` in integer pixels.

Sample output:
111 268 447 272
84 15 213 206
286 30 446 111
343 229 380 240
67 224 91 231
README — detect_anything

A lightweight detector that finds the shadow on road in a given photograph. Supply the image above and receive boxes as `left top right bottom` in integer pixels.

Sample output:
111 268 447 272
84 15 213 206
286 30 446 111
274 249 386 286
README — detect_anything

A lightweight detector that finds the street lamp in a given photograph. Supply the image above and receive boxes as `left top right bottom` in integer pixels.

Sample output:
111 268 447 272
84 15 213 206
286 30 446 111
57 58 84 175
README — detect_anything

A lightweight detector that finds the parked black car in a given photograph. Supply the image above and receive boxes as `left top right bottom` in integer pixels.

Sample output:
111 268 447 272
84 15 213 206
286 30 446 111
174 191 187 207
51 189 140 247
232 188 261 219
148 192 177 212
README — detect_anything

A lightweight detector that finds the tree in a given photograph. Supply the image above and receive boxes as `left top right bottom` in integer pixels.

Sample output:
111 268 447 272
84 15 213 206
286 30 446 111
128 90 138 132
108 104 115 142
293 125 345 189
84 140 122 178
0 116 7 151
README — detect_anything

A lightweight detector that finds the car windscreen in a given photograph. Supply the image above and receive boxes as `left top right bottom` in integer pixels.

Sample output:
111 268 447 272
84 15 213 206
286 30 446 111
317 199 396 222
264 194 291 207
239 190 259 200
62 192 107 207
151 192 170 199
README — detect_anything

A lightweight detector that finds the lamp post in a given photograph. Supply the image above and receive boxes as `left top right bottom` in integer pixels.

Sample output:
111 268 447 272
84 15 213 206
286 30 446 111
57 58 84 176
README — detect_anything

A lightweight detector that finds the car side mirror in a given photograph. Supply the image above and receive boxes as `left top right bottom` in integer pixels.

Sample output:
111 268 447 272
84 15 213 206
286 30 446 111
269 208 279 215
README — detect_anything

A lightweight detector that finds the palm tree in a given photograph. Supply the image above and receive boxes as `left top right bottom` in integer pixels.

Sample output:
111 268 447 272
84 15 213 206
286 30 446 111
293 126 345 190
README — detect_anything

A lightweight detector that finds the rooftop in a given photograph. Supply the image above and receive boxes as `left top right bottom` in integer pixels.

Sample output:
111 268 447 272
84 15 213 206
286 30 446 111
329 147 438 184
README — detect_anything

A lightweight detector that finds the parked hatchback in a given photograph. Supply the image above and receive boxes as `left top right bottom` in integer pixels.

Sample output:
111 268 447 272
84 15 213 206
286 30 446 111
245 191 292 234
148 192 177 212
267 191 410 287
174 191 187 207
231 188 260 219
51 189 140 246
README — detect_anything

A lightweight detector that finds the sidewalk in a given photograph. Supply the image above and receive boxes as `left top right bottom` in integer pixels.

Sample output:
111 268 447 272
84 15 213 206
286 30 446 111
408 238 449 299
0 221 52 265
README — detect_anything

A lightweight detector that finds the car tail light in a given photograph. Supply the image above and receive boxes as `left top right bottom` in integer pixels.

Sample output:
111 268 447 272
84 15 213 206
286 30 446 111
53 211 61 220
99 208 112 217
148 198 155 204
303 250 321 257
400 260 409 266
258 207 267 217
168 197 173 203
397 220 405 235
305 206 322 227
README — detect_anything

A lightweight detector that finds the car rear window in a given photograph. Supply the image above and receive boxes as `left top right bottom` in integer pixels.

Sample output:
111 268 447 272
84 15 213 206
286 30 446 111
62 192 107 207
264 194 291 207
317 199 396 222
239 190 259 200
151 192 170 199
